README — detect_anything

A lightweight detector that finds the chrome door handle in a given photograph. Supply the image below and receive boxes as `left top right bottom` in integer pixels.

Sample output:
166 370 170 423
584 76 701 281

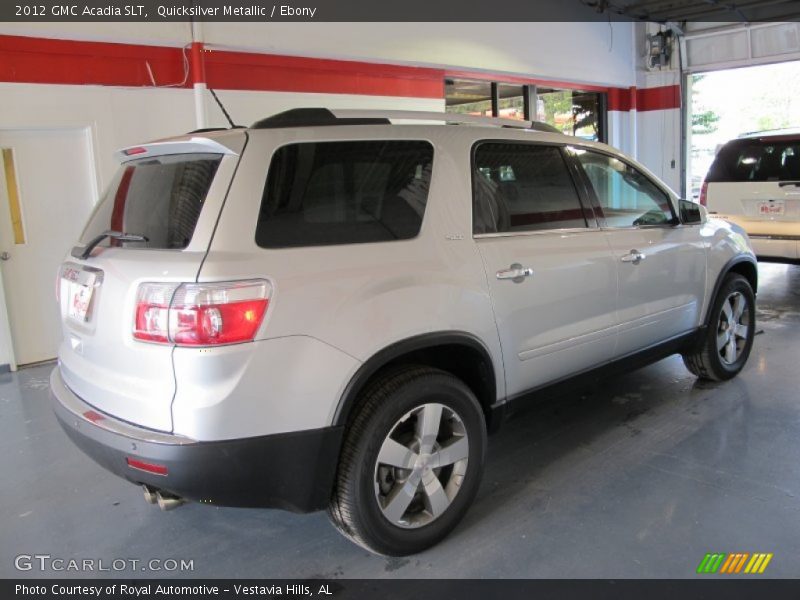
496 263 534 283
0 252 9 261
620 250 645 265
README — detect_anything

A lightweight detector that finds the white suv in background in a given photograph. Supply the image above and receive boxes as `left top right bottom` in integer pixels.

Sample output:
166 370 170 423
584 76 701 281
51 109 757 556
702 130 800 261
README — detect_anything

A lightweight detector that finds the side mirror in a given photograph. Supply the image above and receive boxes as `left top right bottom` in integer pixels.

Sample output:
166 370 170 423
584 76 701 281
679 199 704 224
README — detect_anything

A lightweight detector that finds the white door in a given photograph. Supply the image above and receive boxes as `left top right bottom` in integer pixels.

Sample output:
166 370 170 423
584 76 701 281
573 149 707 356
0 128 97 365
473 142 618 397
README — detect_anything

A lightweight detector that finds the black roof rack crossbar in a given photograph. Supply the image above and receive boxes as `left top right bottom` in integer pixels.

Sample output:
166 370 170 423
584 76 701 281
251 108 390 129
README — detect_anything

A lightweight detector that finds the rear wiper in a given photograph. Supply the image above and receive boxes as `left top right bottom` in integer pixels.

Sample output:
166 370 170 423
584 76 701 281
75 230 149 260
778 181 800 187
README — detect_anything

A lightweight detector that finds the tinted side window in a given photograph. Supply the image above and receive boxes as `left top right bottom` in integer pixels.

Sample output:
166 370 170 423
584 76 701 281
707 140 800 182
576 151 673 227
256 141 433 248
473 143 587 234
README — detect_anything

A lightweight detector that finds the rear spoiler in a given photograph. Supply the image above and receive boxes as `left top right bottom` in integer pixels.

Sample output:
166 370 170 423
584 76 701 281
115 138 239 163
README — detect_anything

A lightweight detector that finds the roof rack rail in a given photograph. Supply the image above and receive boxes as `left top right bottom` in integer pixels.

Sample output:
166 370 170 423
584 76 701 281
329 109 561 132
251 108 390 129
250 108 562 133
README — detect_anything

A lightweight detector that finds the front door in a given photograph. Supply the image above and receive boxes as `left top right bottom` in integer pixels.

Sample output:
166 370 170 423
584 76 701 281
571 149 707 356
473 141 618 398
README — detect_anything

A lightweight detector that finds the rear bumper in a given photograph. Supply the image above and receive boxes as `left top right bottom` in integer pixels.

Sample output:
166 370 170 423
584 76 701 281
748 235 800 261
50 367 343 513
711 214 800 260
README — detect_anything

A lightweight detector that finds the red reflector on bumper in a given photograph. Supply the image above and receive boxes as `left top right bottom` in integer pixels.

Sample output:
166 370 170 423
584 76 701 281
83 410 105 423
126 458 168 476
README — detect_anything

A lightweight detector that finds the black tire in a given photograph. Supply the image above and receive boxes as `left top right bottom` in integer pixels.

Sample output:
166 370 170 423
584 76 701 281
682 273 756 381
328 366 486 556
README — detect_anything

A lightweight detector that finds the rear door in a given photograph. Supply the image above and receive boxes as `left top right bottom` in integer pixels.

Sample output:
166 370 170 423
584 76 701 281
473 141 618 397
571 148 706 356
57 136 243 432
706 137 800 257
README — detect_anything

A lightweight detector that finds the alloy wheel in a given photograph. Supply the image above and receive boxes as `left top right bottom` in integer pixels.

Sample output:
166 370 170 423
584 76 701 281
717 291 750 365
373 403 469 529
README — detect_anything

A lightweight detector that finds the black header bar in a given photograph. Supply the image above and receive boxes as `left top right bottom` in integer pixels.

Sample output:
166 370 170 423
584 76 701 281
2 0 800 22
5 579 800 600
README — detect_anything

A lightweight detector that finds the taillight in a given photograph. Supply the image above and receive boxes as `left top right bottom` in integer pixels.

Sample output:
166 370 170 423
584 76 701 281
699 181 708 206
134 283 176 343
133 280 270 346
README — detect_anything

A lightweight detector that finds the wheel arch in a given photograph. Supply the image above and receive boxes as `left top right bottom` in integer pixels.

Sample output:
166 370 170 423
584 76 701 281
705 255 758 326
333 332 499 431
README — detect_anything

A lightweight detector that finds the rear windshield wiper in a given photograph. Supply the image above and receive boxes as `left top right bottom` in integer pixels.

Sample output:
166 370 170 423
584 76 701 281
75 230 149 260
778 181 800 187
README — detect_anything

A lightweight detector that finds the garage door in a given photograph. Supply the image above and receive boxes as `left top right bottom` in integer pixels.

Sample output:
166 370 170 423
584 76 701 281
682 22 800 73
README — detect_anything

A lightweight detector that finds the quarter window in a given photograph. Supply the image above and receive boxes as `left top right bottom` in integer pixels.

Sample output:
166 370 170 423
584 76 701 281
256 141 433 248
473 143 588 234
575 150 674 228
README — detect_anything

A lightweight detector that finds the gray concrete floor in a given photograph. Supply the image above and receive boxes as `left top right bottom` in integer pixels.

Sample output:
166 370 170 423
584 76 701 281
2 263 799 579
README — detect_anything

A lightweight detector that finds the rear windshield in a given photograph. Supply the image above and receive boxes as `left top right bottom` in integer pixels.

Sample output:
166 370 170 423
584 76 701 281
256 140 434 248
707 139 800 182
81 153 222 250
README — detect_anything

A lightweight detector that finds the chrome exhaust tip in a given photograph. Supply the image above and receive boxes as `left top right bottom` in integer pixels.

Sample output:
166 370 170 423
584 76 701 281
156 491 185 511
142 485 157 505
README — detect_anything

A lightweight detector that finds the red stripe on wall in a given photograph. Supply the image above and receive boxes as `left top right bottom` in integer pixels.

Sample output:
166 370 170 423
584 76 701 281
608 85 680 112
0 35 188 87
0 34 443 98
607 86 633 111
203 49 444 98
637 85 681 111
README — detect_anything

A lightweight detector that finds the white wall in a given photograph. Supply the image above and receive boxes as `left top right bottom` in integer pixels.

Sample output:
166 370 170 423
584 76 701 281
633 23 684 194
1 22 636 88
636 107 682 194
637 68 683 194
204 22 635 88
608 109 636 159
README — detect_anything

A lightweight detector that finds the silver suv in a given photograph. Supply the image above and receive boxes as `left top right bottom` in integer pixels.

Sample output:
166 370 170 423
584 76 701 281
52 109 757 556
